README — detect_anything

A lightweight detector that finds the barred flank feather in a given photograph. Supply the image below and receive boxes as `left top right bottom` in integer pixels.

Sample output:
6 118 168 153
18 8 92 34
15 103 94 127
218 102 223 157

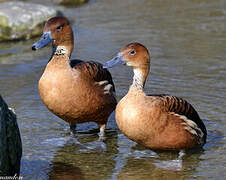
148 94 207 143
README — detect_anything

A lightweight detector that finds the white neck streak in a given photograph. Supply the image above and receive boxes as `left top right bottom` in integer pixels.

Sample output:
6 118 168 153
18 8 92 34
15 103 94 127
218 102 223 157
132 69 144 90
53 46 69 56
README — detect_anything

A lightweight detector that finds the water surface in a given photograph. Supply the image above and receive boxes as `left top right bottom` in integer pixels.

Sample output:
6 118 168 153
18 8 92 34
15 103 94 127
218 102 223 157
0 0 225 179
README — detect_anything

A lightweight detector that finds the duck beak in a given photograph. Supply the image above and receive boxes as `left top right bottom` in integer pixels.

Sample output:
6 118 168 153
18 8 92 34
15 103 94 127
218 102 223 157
103 53 125 68
32 32 53 51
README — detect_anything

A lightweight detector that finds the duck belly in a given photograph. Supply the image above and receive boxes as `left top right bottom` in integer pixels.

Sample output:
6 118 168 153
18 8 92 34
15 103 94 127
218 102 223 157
115 98 150 143
115 99 199 150
38 71 115 125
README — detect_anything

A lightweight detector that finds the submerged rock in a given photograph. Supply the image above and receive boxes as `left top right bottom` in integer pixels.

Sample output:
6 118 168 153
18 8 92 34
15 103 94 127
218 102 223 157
57 0 89 6
0 95 22 176
0 1 57 41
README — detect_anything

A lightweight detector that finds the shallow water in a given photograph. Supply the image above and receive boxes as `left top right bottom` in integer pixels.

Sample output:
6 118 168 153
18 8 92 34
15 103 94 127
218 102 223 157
0 0 226 179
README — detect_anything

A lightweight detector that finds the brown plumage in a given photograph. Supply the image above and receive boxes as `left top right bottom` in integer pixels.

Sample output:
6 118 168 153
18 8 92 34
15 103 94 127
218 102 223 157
105 42 207 150
148 94 207 144
71 60 115 92
32 17 117 134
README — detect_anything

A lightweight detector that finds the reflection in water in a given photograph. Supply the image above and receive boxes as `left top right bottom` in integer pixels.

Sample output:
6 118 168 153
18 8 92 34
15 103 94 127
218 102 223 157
49 162 84 180
0 0 225 179
109 135 159 180
49 130 118 180
116 146 204 180
47 131 204 180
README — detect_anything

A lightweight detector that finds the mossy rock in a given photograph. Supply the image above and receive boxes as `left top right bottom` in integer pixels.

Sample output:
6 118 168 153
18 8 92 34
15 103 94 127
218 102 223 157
57 0 89 6
0 1 58 41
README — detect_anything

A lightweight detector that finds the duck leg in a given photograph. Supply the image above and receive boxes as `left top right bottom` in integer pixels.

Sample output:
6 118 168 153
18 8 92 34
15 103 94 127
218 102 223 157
69 123 84 146
178 150 186 159
153 150 185 171
98 124 106 140
69 123 77 135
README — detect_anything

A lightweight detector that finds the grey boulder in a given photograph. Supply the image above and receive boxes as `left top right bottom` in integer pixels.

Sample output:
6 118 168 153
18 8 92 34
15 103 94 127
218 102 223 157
0 1 57 41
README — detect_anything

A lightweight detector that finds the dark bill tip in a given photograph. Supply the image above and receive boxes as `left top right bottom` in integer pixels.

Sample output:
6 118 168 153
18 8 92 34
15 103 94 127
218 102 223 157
32 45 37 51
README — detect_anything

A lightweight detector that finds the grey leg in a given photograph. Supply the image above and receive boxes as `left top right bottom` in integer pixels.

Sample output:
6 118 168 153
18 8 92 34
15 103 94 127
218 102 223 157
98 124 106 141
70 124 77 135
179 150 186 159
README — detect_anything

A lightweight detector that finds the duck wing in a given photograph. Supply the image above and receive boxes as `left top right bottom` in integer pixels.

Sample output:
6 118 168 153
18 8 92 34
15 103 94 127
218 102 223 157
70 59 116 92
148 94 207 143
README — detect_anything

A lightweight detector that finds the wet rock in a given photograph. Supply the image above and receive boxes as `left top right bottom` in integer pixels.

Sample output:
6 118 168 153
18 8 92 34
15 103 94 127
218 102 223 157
0 95 22 176
0 1 57 41
57 0 89 6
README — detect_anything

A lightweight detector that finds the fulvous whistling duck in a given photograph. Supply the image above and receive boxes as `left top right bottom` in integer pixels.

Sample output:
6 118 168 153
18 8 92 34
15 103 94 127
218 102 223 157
32 17 117 136
104 42 207 150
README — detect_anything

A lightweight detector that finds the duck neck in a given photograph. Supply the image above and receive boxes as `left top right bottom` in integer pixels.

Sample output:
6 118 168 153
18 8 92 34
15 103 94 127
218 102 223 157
52 45 73 58
130 66 149 91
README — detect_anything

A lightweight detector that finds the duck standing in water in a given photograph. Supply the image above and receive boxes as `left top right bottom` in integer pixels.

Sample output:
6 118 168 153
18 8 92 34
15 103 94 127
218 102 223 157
104 42 207 150
32 17 117 136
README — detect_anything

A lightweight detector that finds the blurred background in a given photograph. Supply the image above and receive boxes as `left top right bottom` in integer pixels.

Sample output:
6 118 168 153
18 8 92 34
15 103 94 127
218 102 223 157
0 0 225 179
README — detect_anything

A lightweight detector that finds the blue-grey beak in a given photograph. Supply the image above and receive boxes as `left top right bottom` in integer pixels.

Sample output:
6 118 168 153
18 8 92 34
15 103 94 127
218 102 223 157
103 53 125 68
32 32 53 51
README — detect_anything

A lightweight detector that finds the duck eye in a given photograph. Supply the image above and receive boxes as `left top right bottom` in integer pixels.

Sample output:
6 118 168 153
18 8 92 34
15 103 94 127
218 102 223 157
56 25 63 30
130 50 136 55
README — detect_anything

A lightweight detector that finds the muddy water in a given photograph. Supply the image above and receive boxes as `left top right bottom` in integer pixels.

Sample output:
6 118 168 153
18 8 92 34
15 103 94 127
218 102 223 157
0 0 225 179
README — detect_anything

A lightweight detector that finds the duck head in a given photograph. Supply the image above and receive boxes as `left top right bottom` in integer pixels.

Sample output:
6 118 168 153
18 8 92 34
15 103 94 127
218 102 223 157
104 43 150 69
104 42 150 89
32 16 74 57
